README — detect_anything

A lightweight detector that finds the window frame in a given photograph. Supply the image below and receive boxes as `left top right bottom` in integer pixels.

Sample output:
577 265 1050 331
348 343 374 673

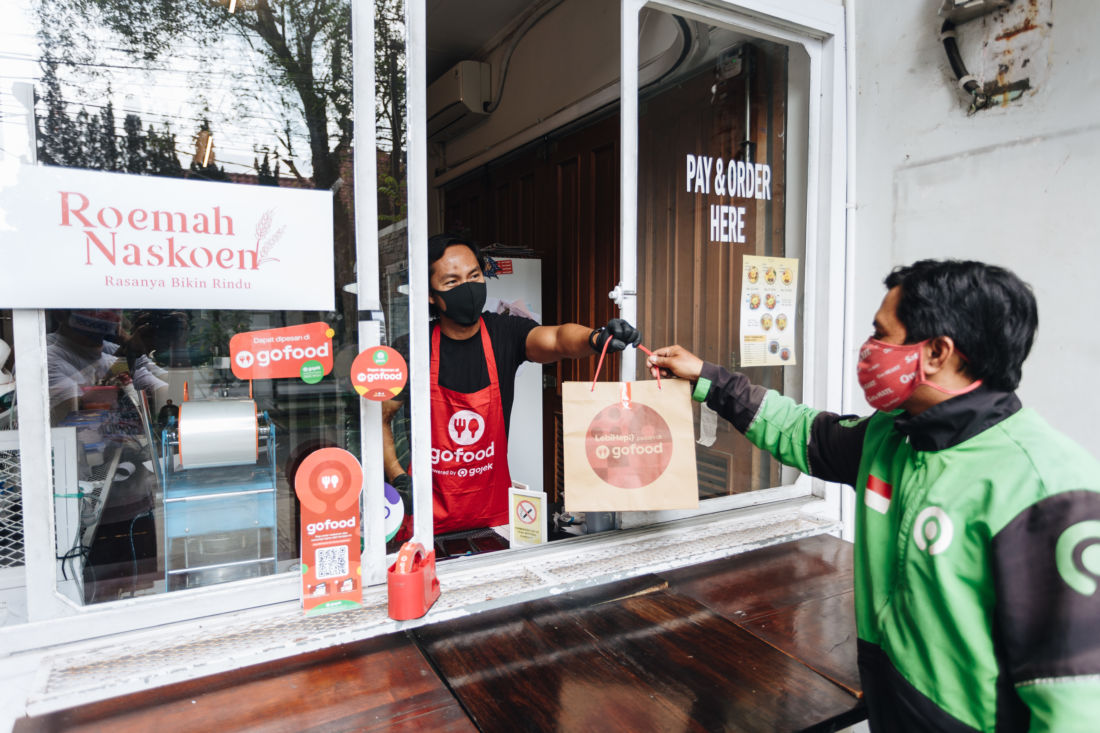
1 0 846 655
617 0 848 526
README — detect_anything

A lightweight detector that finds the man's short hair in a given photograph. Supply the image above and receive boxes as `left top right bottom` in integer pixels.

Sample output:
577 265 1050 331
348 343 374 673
427 233 484 280
427 234 484 318
885 259 1038 392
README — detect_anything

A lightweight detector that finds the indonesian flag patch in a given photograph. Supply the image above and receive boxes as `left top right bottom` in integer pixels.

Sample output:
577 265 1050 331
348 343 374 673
865 475 893 514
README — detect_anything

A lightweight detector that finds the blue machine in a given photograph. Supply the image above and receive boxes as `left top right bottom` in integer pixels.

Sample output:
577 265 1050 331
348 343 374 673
160 399 278 590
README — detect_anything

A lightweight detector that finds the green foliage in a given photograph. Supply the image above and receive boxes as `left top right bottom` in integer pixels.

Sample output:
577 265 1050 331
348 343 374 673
122 114 146 173
35 0 407 220
146 124 185 178
378 173 407 223
37 59 177 175
98 100 121 171
257 152 279 186
40 0 356 190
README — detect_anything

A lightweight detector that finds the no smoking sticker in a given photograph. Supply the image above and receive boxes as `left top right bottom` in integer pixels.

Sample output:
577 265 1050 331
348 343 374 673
516 500 537 524
509 482 546 547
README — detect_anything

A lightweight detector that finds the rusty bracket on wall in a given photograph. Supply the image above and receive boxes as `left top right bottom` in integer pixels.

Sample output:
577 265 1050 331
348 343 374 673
938 0 1018 114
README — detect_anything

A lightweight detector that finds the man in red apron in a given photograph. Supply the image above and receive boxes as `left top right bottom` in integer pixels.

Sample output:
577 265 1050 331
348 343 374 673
382 234 640 535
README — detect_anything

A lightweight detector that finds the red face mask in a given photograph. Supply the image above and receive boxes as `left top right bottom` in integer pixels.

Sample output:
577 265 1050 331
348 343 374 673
857 338 981 412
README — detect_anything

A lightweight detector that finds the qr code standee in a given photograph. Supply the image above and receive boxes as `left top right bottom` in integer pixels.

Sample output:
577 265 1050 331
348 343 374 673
315 544 349 579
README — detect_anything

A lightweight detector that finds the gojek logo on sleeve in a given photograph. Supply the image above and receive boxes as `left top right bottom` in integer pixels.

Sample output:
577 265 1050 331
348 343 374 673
1057 520 1100 596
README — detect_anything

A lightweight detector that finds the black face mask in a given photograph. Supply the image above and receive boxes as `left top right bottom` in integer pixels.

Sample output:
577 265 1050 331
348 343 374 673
432 281 487 326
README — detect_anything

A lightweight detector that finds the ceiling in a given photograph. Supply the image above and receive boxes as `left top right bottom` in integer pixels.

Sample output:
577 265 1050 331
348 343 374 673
426 0 535 83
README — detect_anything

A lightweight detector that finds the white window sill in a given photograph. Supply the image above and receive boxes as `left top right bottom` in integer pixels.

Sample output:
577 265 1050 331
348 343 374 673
15 497 837 718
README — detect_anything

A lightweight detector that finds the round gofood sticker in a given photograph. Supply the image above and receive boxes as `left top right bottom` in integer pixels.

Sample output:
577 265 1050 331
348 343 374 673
351 346 408 401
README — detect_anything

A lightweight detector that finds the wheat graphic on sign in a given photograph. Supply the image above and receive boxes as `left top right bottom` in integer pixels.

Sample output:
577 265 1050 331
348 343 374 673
254 208 285 266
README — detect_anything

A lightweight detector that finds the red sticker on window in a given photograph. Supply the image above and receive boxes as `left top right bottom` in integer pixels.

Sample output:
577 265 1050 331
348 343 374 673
230 322 334 380
351 346 408 401
294 447 364 615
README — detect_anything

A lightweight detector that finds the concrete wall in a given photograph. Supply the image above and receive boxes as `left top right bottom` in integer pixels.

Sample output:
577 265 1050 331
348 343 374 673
852 0 1100 458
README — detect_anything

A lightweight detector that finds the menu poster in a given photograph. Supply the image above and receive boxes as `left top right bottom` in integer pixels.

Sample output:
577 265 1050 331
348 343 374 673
740 255 799 367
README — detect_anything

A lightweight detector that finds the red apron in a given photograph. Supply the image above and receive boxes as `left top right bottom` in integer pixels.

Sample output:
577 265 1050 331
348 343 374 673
429 319 512 533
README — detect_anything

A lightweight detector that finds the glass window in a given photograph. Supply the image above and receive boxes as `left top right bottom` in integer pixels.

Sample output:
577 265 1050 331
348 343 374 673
0 0 843 638
635 13 808 501
0 310 24 624
424 2 818 546
0 0 381 605
374 0 412 556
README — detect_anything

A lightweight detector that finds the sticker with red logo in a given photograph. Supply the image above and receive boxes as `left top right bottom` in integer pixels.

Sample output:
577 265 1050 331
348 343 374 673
294 447 363 616
584 402 674 489
351 346 408 400
230 322 334 382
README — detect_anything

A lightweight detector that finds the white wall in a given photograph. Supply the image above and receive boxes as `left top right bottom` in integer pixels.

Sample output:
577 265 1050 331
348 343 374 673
852 0 1100 458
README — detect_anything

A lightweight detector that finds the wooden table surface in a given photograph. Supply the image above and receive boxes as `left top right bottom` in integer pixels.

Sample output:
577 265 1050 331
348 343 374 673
16 534 863 733
659 533 860 696
15 633 475 733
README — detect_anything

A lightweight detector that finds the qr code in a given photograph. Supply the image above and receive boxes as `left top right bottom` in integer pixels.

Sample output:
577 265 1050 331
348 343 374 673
315 545 348 580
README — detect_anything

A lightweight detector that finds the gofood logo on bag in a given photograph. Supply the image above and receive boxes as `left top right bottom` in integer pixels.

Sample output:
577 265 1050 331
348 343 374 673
230 322 334 381
585 403 674 488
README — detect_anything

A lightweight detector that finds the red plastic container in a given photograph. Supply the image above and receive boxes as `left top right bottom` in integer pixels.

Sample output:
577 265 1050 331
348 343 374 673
387 542 441 620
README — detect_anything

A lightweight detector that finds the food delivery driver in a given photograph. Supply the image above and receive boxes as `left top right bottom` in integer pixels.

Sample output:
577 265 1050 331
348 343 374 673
382 234 640 535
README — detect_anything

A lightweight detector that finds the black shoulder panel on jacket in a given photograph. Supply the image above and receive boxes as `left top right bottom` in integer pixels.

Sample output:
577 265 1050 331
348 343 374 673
992 490 1100 683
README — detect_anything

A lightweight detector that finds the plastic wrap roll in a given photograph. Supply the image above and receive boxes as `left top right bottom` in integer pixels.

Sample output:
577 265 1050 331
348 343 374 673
178 400 258 469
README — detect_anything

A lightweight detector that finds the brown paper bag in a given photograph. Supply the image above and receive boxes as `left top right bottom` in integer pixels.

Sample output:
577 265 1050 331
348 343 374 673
562 377 699 512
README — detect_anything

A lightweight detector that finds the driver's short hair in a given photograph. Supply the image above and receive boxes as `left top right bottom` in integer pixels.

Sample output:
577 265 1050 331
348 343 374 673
885 259 1038 392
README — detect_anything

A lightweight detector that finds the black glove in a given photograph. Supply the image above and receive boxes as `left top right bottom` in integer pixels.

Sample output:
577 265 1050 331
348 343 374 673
390 473 413 514
590 318 641 353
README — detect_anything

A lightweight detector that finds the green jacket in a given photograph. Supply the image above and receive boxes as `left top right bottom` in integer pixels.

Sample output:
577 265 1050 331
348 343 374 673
698 362 1100 732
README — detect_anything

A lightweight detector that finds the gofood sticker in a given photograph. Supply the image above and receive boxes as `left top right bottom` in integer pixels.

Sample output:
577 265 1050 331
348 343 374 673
351 346 408 400
294 447 364 616
230 322 334 381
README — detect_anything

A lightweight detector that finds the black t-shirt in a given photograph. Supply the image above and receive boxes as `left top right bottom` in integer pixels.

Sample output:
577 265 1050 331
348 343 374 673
393 312 539 434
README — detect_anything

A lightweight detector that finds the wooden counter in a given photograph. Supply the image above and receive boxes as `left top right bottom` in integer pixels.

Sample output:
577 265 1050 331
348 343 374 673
16 534 863 732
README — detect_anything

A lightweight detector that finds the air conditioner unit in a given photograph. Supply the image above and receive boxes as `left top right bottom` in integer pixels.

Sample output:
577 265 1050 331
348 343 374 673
427 60 491 142
939 0 1013 23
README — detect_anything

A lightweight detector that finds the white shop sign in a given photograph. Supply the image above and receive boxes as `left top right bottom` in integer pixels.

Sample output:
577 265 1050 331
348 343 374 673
0 165 335 310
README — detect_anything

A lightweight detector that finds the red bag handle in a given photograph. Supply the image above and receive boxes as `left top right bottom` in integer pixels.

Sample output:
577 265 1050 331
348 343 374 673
590 337 660 391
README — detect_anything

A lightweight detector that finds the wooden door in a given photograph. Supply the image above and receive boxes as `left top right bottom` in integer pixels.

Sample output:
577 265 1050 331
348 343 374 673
443 114 620 503
636 41 790 497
